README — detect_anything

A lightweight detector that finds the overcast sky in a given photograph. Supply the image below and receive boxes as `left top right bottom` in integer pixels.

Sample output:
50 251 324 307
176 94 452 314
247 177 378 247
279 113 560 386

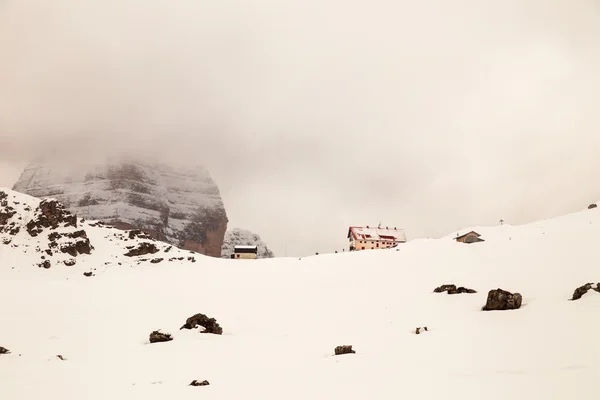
2 0 600 256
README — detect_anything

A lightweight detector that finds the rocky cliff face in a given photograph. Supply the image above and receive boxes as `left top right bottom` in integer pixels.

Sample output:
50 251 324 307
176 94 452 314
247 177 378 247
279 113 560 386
221 228 274 259
12 158 228 257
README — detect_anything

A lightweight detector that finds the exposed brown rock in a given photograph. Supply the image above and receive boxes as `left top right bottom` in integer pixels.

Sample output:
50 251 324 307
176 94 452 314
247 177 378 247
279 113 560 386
571 283 600 300
434 284 476 294
150 258 164 264
482 288 522 311
83 272 94 277
0 191 17 228
0 346 9 355
149 330 173 343
588 203 597 209
189 380 210 387
128 229 153 240
124 242 159 257
26 199 77 237
180 313 223 334
334 345 355 355
38 260 51 269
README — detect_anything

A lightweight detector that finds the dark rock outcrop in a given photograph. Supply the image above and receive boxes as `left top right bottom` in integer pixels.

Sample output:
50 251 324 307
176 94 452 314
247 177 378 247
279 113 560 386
434 284 477 294
149 330 173 343
13 159 228 257
124 242 159 257
26 199 77 237
334 345 355 355
189 380 210 387
482 288 522 311
0 191 17 228
180 313 223 335
588 203 597 209
571 283 600 300
0 346 9 355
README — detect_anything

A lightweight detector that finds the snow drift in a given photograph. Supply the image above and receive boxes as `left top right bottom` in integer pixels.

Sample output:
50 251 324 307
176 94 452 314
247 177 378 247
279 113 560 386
1 188 600 399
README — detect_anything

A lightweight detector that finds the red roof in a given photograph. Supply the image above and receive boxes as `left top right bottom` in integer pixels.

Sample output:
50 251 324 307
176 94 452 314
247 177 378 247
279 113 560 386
347 226 407 242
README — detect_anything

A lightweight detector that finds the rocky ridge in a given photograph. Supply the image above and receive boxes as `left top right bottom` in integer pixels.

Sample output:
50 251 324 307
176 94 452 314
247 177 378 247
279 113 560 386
12 159 228 257
0 188 198 271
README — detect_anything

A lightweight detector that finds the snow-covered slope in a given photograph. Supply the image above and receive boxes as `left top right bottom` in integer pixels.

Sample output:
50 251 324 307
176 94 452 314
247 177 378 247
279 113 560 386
221 228 275 258
12 158 228 257
1 188 600 399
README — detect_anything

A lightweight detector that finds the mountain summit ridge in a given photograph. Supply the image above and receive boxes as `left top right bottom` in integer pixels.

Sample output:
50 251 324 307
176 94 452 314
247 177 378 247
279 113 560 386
12 157 228 257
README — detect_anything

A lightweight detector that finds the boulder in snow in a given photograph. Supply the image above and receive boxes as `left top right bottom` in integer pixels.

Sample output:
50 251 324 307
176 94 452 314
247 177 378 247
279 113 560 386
0 346 9 355
189 380 210 387
571 283 600 300
434 284 477 294
334 345 355 355
180 313 223 335
588 203 597 209
124 242 159 257
482 288 522 311
149 330 173 343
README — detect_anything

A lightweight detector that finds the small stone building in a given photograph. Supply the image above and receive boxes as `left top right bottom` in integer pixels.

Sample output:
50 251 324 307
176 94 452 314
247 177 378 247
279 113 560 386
231 245 258 259
454 231 484 244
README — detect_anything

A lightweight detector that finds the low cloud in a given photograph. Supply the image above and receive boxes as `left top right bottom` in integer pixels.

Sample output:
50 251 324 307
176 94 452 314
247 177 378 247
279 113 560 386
2 0 600 255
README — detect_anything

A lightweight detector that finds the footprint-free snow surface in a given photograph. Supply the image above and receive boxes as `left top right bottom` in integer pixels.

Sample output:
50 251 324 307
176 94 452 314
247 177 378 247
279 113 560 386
1 188 599 399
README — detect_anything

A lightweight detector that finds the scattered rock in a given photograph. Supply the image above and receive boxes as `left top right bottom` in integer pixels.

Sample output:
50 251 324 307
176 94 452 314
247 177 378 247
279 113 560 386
434 284 477 294
189 380 210 387
128 229 153 240
187 256 196 263
83 272 94 277
334 345 355 355
26 199 77 237
571 283 600 300
149 330 173 343
589 203 597 209
56 355 66 361
0 346 9 355
124 242 159 257
38 260 51 269
415 326 429 335
482 288 522 311
180 313 223 334
64 259 76 267
150 258 164 264
59 238 92 257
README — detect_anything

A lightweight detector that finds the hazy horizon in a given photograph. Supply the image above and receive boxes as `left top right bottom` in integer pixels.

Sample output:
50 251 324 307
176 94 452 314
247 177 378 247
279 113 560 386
2 0 600 256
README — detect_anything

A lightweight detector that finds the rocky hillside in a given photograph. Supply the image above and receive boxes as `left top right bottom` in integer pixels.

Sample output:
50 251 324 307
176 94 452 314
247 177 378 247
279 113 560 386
221 228 274 259
12 158 228 257
0 188 201 272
